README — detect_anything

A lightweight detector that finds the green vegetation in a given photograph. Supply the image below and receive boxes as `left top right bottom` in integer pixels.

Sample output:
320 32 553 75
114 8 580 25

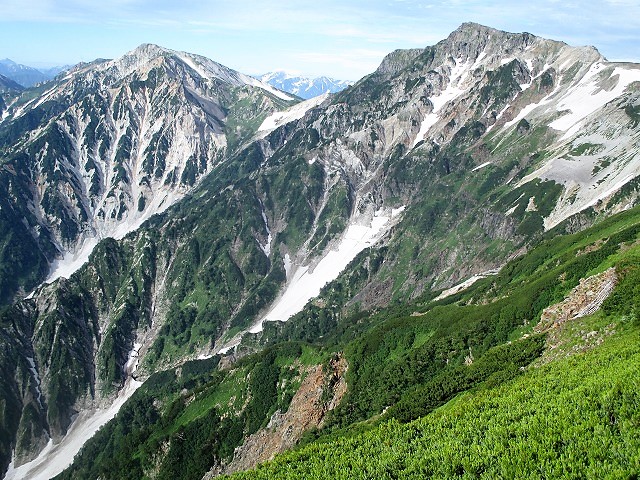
220 205 640 478
4 34 640 480
55 204 640 480
625 103 640 128
57 342 326 480
226 323 640 479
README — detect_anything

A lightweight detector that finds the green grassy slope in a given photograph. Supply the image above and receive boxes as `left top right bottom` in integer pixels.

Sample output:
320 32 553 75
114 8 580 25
223 208 640 479
226 322 640 479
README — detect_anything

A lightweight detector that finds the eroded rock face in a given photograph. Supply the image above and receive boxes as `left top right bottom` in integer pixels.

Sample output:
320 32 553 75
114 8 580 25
531 267 618 367
208 354 348 477
536 267 617 332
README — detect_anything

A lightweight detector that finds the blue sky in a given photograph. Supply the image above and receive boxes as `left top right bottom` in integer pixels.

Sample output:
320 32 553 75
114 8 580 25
1 0 639 80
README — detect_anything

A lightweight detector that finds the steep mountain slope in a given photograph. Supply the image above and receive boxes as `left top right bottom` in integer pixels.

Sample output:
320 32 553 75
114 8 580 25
260 71 352 99
0 74 22 118
56 201 640 479
0 74 23 94
1 23 640 479
0 43 294 303
244 22 640 318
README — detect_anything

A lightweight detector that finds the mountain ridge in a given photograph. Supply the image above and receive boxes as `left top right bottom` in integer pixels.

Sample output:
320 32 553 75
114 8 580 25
0 59 69 88
0 42 296 302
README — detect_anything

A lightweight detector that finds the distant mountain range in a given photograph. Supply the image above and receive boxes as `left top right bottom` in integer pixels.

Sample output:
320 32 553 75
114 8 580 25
0 59 70 87
259 71 352 99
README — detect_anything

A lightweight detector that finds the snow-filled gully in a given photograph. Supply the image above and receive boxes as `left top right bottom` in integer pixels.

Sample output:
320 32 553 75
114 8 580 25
5 377 142 480
213 207 406 355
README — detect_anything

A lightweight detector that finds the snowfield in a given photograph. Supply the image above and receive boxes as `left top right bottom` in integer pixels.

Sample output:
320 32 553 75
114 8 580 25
45 188 183 284
258 94 329 135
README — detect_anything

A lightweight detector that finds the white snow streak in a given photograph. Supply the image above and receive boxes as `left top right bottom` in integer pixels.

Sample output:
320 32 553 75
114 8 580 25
249 207 406 333
26 357 43 407
245 77 295 101
5 378 143 480
45 236 100 284
412 60 468 147
471 161 492 172
258 94 328 135
434 268 501 301
216 342 239 355
124 342 142 376
283 253 293 279
45 188 183 284
549 66 640 140
258 203 272 257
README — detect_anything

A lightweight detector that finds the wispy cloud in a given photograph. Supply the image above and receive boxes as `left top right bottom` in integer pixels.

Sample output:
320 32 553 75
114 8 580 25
0 0 638 79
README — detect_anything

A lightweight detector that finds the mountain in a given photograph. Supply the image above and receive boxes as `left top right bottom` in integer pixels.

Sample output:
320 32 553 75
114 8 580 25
0 43 295 304
0 74 23 94
0 59 71 88
0 59 50 88
259 71 352 99
0 74 22 117
39 65 72 80
1 23 640 479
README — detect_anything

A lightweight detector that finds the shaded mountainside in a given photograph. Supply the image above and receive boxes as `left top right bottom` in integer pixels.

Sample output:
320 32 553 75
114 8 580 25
0 74 23 94
1 23 640 478
0 59 50 89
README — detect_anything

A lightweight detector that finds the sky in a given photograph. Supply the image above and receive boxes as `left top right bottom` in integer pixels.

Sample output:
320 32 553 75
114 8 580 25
1 0 639 81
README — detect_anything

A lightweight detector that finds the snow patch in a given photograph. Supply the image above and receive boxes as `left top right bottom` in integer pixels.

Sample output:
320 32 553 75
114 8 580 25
258 94 328 135
283 253 293 279
549 66 640 140
471 161 492 172
505 204 518 216
45 236 100 284
412 59 469 147
26 357 43 407
258 201 272 257
249 207 406 333
5 378 143 480
124 342 142 376
391 205 406 217
45 188 183 283
244 76 294 101
217 342 239 355
434 268 501 301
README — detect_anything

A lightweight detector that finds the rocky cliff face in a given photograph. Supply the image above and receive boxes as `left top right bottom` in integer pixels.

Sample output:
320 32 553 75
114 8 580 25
0 44 294 303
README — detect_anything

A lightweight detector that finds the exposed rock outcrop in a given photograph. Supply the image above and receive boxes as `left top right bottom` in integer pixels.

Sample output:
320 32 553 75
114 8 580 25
535 267 617 332
205 354 347 478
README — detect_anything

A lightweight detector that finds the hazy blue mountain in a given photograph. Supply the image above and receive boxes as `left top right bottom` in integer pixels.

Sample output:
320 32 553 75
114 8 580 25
260 71 352 98
0 59 49 87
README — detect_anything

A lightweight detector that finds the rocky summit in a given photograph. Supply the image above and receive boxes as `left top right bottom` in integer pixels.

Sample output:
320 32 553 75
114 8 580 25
1 23 639 479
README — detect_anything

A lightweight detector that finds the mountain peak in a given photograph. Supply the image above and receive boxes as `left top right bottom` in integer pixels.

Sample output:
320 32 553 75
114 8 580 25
117 43 175 67
455 21 500 34
129 43 172 59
